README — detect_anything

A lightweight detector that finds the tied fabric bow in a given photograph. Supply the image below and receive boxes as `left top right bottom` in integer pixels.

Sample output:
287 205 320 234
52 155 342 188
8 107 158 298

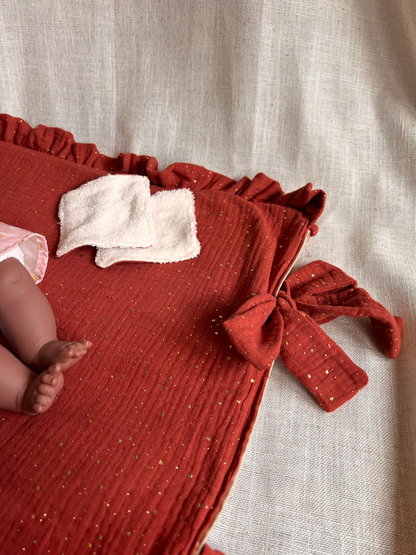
223 260 403 412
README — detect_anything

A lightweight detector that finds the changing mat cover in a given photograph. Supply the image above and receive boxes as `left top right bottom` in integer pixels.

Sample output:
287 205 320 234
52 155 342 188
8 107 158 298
0 115 400 555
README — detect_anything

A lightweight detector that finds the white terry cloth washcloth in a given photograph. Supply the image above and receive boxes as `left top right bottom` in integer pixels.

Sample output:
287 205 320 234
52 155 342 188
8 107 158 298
56 174 154 257
95 188 200 267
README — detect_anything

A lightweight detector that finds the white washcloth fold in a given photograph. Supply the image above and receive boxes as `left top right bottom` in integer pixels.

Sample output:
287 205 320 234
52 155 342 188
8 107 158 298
95 188 200 267
56 174 153 256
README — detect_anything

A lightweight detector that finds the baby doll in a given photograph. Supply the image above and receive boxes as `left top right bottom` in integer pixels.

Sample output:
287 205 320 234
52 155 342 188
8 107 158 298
0 257 91 415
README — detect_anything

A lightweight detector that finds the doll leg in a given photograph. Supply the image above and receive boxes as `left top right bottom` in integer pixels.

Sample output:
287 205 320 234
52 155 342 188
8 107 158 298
0 343 64 415
0 258 91 372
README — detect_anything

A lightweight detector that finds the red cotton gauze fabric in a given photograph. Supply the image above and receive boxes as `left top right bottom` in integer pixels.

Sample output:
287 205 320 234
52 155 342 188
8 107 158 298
0 115 402 555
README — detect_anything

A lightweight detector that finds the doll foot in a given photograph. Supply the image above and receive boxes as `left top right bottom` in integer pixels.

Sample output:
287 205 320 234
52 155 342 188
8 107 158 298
32 339 92 372
20 364 64 416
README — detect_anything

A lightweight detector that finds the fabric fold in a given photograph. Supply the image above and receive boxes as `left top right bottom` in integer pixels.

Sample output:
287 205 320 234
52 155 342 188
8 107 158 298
57 174 154 256
223 260 403 412
0 222 48 283
95 188 200 267
277 291 369 412
0 113 157 173
223 293 284 371
283 260 403 359
56 174 200 266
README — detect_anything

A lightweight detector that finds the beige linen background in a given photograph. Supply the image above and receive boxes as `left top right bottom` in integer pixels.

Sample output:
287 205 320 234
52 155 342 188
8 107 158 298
1 1 415 553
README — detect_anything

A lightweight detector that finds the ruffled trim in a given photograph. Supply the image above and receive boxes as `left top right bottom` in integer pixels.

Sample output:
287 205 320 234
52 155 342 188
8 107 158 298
0 114 325 230
147 164 325 230
0 114 156 175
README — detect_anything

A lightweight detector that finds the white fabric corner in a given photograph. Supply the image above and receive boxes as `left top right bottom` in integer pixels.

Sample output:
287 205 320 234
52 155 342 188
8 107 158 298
56 174 154 256
95 188 200 267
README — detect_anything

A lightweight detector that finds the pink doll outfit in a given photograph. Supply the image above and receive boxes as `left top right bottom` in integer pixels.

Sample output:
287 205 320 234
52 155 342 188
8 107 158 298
0 223 48 283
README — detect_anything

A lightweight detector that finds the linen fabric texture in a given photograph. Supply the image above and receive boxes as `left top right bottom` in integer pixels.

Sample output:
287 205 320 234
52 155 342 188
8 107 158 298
1 2 415 553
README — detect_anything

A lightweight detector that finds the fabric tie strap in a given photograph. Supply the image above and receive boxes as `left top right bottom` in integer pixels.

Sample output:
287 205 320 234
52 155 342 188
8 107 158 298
223 260 403 412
